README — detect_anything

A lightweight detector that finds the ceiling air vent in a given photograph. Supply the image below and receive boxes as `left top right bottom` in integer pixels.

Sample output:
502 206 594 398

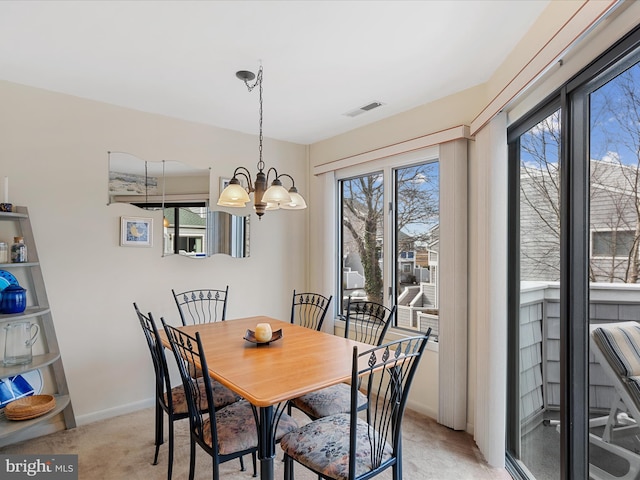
343 101 384 118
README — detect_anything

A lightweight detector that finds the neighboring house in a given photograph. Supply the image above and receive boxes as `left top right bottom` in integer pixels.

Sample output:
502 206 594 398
520 159 640 283
164 206 207 255
398 230 417 284
397 224 440 336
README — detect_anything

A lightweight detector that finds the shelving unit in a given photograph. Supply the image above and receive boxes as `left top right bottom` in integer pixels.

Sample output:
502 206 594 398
0 206 75 447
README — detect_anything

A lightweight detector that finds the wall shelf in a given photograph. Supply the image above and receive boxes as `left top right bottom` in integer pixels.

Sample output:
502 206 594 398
0 206 75 447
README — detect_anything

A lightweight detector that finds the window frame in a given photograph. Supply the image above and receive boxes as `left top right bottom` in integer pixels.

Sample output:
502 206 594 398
335 147 439 331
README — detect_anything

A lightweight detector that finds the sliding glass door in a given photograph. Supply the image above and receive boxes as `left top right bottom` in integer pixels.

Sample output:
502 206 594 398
507 27 640 480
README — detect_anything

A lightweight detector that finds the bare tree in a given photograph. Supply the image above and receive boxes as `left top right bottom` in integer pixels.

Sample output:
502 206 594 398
520 66 640 283
519 111 562 281
342 164 439 304
590 68 640 282
343 174 384 303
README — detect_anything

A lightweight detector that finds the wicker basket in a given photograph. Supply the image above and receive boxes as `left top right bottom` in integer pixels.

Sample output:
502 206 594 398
5 394 56 421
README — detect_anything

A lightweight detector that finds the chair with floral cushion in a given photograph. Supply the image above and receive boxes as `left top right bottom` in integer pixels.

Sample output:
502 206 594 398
290 290 333 332
172 287 229 326
134 303 242 480
281 332 431 480
162 319 299 480
288 297 396 420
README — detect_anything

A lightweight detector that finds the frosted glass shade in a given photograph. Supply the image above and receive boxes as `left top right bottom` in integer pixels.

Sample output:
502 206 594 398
217 183 250 207
262 184 291 204
280 191 307 210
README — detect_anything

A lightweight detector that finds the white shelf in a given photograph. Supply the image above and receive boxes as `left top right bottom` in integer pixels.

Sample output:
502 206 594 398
0 353 61 378
0 395 71 439
0 262 40 268
0 307 51 324
0 206 75 445
0 211 28 220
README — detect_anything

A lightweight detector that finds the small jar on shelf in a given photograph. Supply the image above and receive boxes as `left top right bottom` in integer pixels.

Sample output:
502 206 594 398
11 236 27 263
0 241 7 263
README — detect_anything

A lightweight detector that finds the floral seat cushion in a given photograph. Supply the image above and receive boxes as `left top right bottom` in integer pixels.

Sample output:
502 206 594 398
166 377 240 415
203 400 299 455
290 383 367 418
280 413 392 480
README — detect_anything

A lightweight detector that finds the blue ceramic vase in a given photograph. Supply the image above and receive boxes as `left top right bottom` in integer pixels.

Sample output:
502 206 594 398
0 285 27 314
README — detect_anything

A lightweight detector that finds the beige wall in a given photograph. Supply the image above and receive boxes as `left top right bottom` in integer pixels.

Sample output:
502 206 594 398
0 80 308 423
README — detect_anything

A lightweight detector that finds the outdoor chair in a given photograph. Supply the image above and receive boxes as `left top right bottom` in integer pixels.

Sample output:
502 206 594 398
172 287 229 326
133 303 241 480
290 290 333 331
162 319 298 480
289 297 396 420
281 332 431 480
589 321 640 480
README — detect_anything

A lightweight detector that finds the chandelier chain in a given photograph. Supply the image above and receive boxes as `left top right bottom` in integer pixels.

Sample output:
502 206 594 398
258 68 264 171
241 66 264 171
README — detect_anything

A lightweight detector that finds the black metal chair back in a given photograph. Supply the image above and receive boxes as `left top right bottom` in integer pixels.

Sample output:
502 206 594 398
290 290 333 331
172 287 229 326
134 303 182 478
161 320 258 478
282 331 431 480
348 333 430 479
344 297 395 346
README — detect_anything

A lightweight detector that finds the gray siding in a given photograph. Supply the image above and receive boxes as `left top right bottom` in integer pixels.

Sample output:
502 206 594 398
520 301 544 423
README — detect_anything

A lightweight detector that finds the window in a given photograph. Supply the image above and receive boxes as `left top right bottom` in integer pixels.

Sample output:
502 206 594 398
338 159 439 335
162 203 208 256
592 229 635 257
340 172 384 311
394 162 439 334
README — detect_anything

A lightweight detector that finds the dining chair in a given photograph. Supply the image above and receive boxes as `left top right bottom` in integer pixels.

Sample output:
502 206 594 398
343 297 396 346
134 303 241 480
290 290 333 331
162 319 299 480
281 332 431 480
172 286 229 326
288 297 396 420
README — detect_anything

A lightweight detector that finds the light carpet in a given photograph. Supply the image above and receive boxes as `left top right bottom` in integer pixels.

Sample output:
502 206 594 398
0 407 511 479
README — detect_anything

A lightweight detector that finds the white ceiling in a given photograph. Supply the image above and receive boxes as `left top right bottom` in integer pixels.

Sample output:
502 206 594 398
0 0 550 145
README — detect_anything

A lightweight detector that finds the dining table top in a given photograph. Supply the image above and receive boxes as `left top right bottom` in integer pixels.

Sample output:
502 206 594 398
160 315 372 407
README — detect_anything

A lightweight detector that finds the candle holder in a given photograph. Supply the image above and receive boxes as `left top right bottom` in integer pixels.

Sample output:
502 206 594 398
0 203 12 213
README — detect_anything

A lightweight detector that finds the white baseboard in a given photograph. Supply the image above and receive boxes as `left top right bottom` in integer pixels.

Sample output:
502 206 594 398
406 399 438 421
75 397 154 426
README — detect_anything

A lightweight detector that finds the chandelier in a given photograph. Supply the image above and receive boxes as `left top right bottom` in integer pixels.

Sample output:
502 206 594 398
217 65 307 219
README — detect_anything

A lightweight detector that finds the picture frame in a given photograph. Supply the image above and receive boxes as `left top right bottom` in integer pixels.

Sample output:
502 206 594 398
120 216 153 247
219 177 231 197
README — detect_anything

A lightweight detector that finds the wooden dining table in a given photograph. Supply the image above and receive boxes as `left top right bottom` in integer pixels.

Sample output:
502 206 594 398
160 315 371 480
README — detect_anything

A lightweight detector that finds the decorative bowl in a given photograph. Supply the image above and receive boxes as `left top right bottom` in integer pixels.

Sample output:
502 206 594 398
243 329 283 346
5 394 55 421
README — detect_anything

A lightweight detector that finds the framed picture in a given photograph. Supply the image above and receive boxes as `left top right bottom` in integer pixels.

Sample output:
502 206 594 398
219 177 231 197
120 216 153 247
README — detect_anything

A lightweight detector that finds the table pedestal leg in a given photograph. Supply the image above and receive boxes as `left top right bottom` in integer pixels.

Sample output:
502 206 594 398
258 405 275 480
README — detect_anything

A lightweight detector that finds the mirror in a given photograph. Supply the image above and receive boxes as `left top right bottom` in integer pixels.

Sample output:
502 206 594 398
108 152 250 258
